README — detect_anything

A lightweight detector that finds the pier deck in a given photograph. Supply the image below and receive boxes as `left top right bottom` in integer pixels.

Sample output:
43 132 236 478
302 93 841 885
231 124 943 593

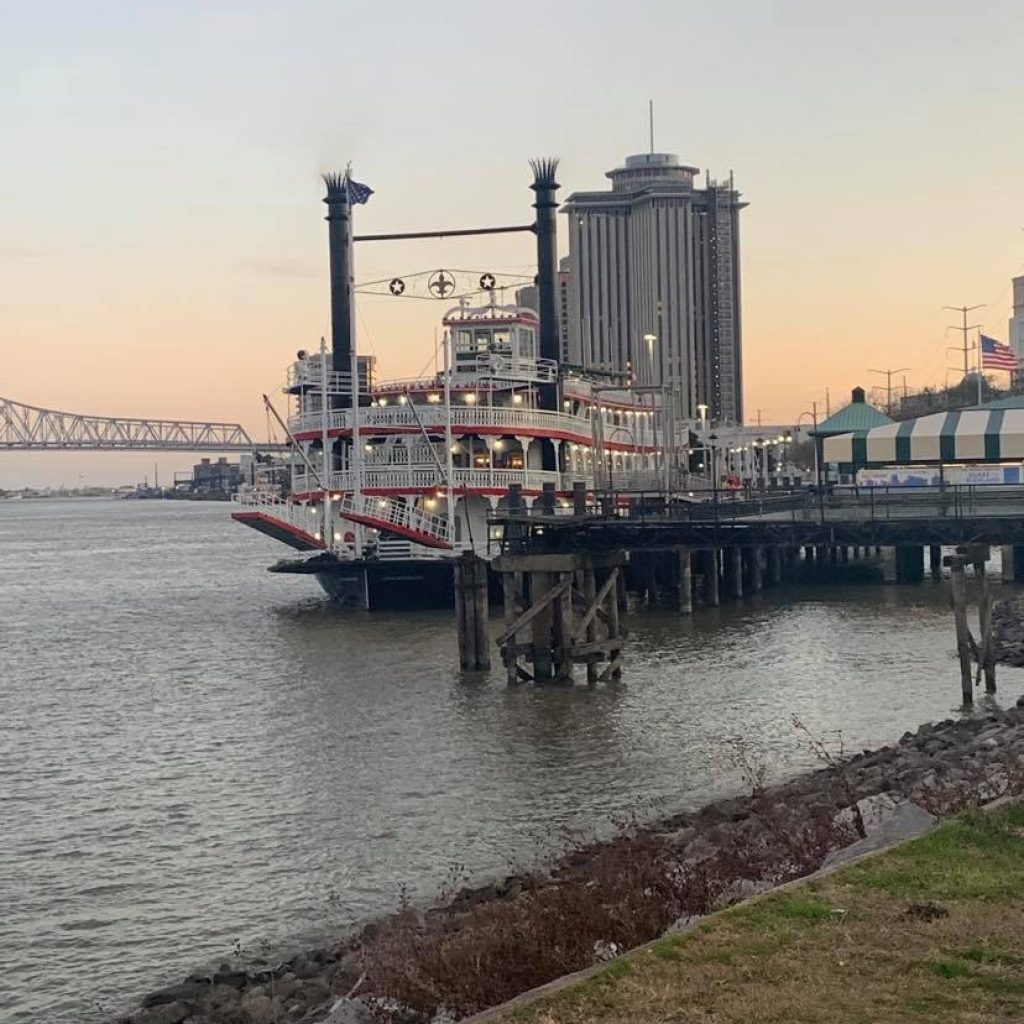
494 485 1024 554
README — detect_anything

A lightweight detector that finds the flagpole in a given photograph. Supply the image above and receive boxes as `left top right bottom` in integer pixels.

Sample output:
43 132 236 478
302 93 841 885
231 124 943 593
320 336 333 549
347 170 364 554
977 338 982 406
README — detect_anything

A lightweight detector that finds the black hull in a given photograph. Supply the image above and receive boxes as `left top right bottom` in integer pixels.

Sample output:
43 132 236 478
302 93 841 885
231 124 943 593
317 559 457 610
271 553 505 610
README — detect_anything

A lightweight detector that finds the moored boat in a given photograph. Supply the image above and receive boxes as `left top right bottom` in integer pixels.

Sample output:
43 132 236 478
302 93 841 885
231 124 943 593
233 163 684 608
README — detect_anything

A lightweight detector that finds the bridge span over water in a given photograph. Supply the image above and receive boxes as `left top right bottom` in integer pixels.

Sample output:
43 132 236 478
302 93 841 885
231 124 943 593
0 396 283 452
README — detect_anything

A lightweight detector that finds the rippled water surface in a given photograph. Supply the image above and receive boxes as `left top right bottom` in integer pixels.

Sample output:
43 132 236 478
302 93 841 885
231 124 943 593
2 499 1023 1023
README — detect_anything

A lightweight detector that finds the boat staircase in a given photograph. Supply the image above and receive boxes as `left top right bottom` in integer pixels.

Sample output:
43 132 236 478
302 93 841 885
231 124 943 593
336 493 454 550
231 492 326 551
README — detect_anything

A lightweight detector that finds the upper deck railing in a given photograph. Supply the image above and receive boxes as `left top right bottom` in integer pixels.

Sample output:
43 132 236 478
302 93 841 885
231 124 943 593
286 403 666 449
289 358 558 395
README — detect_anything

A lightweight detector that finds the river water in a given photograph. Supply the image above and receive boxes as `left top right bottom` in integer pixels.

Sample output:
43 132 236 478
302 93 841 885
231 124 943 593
2 499 1022 1023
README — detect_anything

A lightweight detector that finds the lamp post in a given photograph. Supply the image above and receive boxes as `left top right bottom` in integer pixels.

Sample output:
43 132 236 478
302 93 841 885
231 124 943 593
797 403 822 521
796 404 821 490
643 333 657 387
696 402 709 436
604 425 637 494
709 432 719 503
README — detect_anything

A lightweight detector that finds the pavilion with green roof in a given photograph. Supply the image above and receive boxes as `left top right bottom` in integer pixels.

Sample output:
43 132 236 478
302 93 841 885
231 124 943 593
814 386 894 437
812 387 892 477
822 392 1024 478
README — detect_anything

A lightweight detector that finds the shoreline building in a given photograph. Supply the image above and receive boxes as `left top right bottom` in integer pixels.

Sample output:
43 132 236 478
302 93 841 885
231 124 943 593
562 153 745 423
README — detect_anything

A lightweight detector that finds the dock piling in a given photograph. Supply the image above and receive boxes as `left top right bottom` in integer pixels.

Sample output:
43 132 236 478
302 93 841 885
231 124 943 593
455 552 491 671
493 553 626 685
677 547 693 614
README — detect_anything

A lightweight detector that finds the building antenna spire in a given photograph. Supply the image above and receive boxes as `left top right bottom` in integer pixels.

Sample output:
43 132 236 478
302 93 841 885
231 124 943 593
648 99 654 154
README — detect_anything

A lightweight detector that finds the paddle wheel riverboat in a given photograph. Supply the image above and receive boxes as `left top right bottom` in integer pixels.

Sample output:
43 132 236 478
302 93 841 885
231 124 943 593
232 162 677 608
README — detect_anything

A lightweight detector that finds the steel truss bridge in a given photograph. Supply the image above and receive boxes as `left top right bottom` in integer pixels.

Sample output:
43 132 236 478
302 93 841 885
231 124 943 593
0 396 281 452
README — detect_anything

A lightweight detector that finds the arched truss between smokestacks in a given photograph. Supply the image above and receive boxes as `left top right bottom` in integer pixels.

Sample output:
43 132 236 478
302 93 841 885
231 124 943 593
0 396 262 451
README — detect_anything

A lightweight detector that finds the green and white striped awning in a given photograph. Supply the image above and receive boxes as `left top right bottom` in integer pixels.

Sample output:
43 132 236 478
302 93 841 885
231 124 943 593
823 407 1024 465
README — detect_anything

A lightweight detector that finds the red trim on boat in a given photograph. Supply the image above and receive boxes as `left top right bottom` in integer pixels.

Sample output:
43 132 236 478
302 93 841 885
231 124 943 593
232 511 324 551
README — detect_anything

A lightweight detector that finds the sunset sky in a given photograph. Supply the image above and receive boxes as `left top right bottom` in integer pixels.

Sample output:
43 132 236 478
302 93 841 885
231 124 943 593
3 0 1023 487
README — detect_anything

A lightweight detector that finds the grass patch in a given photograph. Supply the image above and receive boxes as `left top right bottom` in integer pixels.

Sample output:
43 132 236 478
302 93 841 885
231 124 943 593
954 942 1023 967
732 893 836 927
497 802 1024 1024
932 957 974 979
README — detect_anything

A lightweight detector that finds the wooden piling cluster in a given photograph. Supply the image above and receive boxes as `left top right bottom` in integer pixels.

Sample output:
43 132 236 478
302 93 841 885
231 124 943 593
492 552 626 685
944 544 997 706
454 552 491 671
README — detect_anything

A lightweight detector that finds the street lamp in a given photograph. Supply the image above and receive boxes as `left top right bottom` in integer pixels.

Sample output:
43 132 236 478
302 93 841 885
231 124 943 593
643 334 657 387
603 425 637 494
709 432 719 503
796 403 821 490
696 403 709 436
796 403 824 523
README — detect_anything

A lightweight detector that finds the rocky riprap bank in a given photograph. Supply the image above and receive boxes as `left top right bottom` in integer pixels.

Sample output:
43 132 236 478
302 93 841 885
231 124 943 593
992 595 1024 666
116 700 1024 1024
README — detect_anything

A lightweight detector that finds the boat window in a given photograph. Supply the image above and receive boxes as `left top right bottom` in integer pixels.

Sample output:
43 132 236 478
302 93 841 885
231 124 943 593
473 329 492 352
455 329 473 351
492 329 511 351
518 327 536 356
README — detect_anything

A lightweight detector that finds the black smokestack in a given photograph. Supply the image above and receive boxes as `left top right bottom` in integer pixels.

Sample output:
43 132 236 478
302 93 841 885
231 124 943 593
530 158 560 409
322 173 353 375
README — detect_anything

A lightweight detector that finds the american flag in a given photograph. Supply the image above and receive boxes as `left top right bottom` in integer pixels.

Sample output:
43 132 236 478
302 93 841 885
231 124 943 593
344 176 373 205
980 334 1018 371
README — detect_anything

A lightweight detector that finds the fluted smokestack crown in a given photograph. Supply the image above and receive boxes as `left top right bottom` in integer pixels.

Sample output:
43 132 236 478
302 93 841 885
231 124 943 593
322 171 350 199
530 158 561 401
529 158 560 191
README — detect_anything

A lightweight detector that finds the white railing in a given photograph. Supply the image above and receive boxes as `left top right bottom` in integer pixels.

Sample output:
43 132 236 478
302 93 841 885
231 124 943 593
287 401 669 449
233 491 325 545
290 466 567 495
449 356 559 383
287 360 358 393
287 403 595 439
336 493 453 548
370 359 559 394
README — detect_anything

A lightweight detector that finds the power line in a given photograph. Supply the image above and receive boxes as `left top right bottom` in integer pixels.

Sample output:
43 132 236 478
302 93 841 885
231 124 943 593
868 367 910 414
944 304 985 379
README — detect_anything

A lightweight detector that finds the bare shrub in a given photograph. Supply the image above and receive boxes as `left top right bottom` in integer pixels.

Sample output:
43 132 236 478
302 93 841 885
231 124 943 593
359 830 684 1019
356 800 854 1022
724 735 769 794
791 715 867 838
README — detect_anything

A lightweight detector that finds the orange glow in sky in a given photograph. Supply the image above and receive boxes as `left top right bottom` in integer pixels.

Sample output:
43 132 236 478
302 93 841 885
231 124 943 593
3 0 1022 486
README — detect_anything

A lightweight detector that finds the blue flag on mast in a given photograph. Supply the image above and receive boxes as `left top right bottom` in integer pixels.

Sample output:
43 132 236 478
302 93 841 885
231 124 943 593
344 176 373 205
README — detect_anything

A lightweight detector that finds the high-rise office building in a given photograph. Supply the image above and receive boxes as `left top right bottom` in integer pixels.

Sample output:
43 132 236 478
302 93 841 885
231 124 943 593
1009 275 1024 358
562 152 745 423
515 256 572 363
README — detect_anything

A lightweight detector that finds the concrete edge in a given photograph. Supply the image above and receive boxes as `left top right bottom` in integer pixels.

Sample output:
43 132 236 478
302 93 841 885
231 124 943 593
462 795 1020 1023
